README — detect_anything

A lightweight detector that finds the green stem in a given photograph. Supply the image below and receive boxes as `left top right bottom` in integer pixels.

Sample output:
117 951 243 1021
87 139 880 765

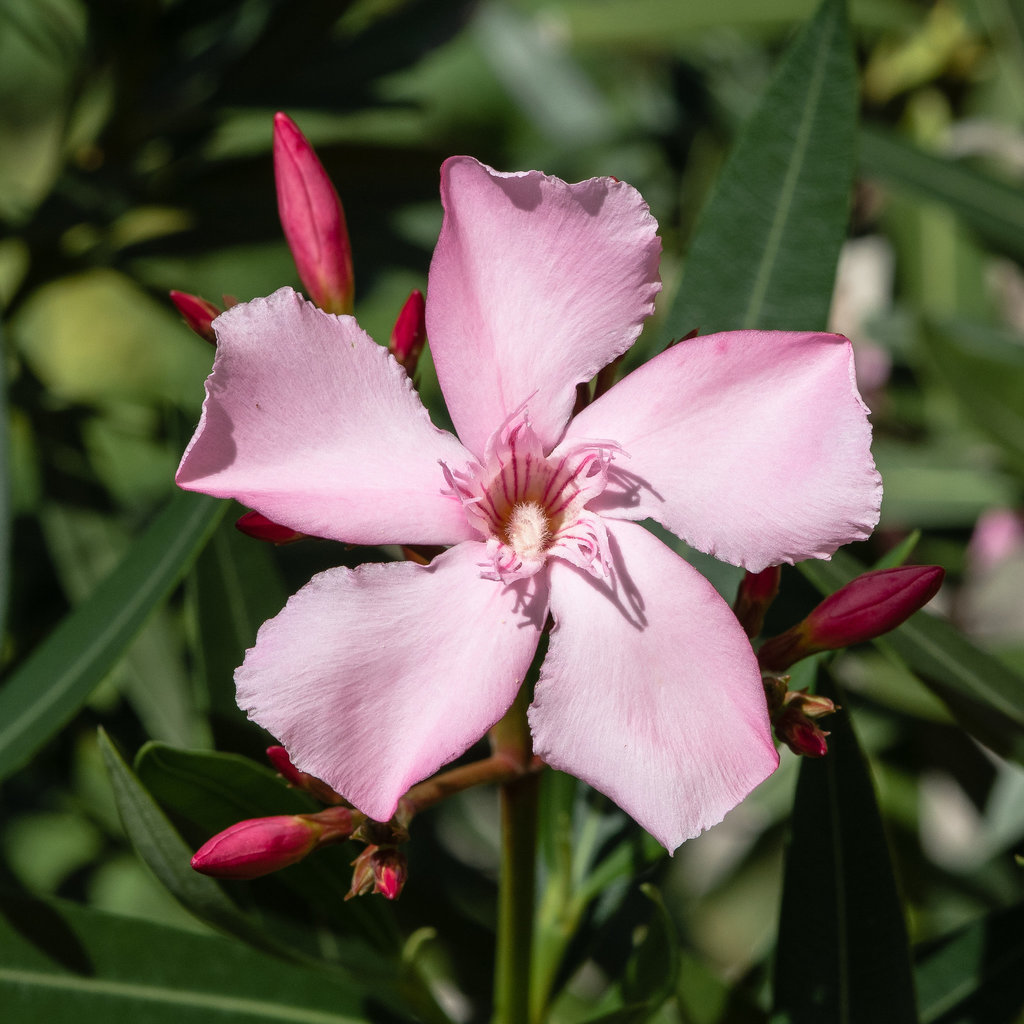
490 685 539 1024
495 770 539 1024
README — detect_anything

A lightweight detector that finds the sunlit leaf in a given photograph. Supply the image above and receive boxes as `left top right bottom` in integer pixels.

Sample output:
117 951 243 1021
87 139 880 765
653 0 856 353
0 491 224 782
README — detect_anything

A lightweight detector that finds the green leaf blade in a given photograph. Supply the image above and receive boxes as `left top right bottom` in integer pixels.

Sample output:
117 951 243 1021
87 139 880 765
772 672 917 1023
0 892 369 1023
660 0 856 343
0 490 225 782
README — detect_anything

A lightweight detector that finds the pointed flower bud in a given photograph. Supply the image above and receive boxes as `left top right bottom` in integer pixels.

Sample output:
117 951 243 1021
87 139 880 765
191 806 357 880
733 565 782 638
170 290 221 345
389 289 426 375
757 564 944 671
236 510 306 545
273 111 354 315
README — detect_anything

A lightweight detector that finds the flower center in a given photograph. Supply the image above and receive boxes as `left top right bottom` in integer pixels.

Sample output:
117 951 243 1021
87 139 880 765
503 502 552 560
441 408 623 583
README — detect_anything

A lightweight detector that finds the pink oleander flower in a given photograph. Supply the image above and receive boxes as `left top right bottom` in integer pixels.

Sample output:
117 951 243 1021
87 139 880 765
176 157 882 851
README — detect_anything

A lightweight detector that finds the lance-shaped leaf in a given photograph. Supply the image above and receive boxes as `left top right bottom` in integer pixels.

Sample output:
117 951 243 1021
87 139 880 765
0 320 9 640
773 672 917 1023
0 891 370 1023
915 900 1024 1024
860 125 1024 265
655 0 856 350
0 490 224 782
922 318 1024 475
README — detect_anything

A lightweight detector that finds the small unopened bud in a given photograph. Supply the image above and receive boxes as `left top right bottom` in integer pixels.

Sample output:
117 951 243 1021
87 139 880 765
733 566 782 638
191 806 356 880
372 847 408 901
265 746 346 805
770 688 838 758
346 845 408 901
170 290 221 345
273 111 354 315
236 510 305 545
389 289 426 375
775 704 831 758
757 565 944 671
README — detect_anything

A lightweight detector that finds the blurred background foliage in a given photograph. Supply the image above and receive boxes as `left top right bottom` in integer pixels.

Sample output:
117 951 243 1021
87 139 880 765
3 0 1024 1020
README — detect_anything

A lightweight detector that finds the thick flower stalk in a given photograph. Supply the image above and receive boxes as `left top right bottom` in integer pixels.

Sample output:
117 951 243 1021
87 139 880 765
177 157 882 851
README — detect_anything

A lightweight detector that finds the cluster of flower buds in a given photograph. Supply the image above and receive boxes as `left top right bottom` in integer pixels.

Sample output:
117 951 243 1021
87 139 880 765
346 842 409 902
170 112 429 547
738 563 944 757
761 674 837 758
190 747 409 900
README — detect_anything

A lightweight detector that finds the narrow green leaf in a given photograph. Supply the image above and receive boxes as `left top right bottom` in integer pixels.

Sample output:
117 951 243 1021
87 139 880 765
188 508 289 721
860 125 1024 264
915 901 1024 1024
0 319 9 638
621 884 679 1010
923 318 1024 473
657 0 856 348
772 672 917 1023
0 490 225 781
0 892 369 1023
798 550 1024 759
98 729 305 964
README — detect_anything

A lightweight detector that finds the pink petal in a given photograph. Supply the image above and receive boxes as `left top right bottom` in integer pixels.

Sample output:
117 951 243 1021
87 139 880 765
563 331 882 573
236 541 548 822
427 156 661 458
177 288 476 546
529 519 778 851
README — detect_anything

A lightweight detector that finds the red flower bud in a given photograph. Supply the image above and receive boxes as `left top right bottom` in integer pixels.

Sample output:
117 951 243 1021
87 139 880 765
169 290 221 345
235 510 305 545
757 565 944 671
774 704 831 758
273 112 354 315
372 847 408 901
191 806 356 880
733 565 781 638
345 845 408 901
266 746 346 805
389 289 426 375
